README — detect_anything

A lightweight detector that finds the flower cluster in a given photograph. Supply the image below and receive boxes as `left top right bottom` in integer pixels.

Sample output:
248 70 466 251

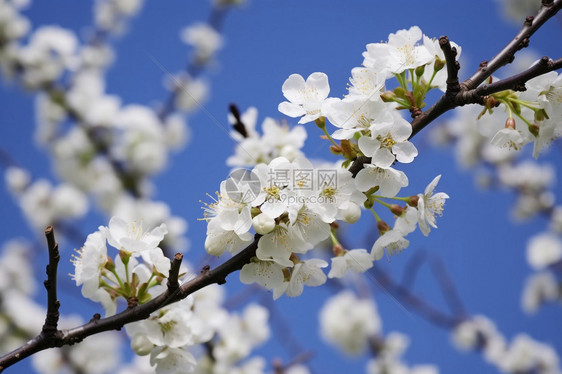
320 291 440 373
125 284 270 374
227 106 307 167
70 217 271 374
94 0 143 35
72 217 170 316
453 315 561 374
5 166 88 231
204 26 453 298
429 53 562 317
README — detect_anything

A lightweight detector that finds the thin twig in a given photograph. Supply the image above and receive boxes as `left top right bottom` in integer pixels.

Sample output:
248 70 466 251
42 226 61 337
401 249 428 289
428 255 467 317
166 253 183 291
370 265 462 329
475 56 562 96
439 36 461 95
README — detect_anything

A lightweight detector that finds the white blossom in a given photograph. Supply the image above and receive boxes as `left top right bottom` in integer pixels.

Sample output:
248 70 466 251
149 346 197 374
328 249 373 278
394 206 419 235
452 315 506 362
363 26 433 74
4 166 30 194
324 97 393 140
227 109 307 167
496 160 556 220
71 231 108 298
94 0 144 34
498 334 560 374
371 229 410 260
526 232 562 270
355 165 409 197
0 240 35 295
205 207 253 257
358 119 418 168
170 74 209 113
103 216 168 255
180 23 223 64
490 127 527 151
320 291 381 355
278 72 331 124
347 67 386 100
521 272 559 314
18 26 78 88
240 258 286 294
284 259 328 298
417 175 449 236
212 304 270 365
252 213 276 235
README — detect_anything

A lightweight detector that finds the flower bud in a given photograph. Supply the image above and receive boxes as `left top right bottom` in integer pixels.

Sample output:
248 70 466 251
251 207 262 217
205 235 227 257
529 122 540 137
119 250 130 265
535 108 548 122
393 87 407 99
252 213 276 235
131 334 154 356
380 91 396 102
315 116 326 128
340 139 356 159
486 96 499 108
434 58 445 72
407 195 419 207
341 202 361 223
377 220 390 234
104 256 115 272
330 145 343 154
333 244 346 256
390 204 404 216
289 252 300 264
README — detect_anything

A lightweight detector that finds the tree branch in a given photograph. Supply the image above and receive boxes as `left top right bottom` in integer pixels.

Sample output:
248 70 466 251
463 0 562 90
440 36 461 95
370 264 462 329
0 235 261 371
475 56 562 96
428 255 467 316
408 0 561 139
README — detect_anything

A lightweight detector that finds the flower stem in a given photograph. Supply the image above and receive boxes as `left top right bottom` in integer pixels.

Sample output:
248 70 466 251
318 120 339 147
329 229 341 246
374 197 393 210
370 208 382 222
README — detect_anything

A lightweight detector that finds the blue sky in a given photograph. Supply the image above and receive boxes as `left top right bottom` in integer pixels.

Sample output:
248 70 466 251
1 1 561 373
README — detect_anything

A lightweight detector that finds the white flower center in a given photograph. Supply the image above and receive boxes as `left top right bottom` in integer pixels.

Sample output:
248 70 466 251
265 185 280 200
398 45 416 66
377 133 397 148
